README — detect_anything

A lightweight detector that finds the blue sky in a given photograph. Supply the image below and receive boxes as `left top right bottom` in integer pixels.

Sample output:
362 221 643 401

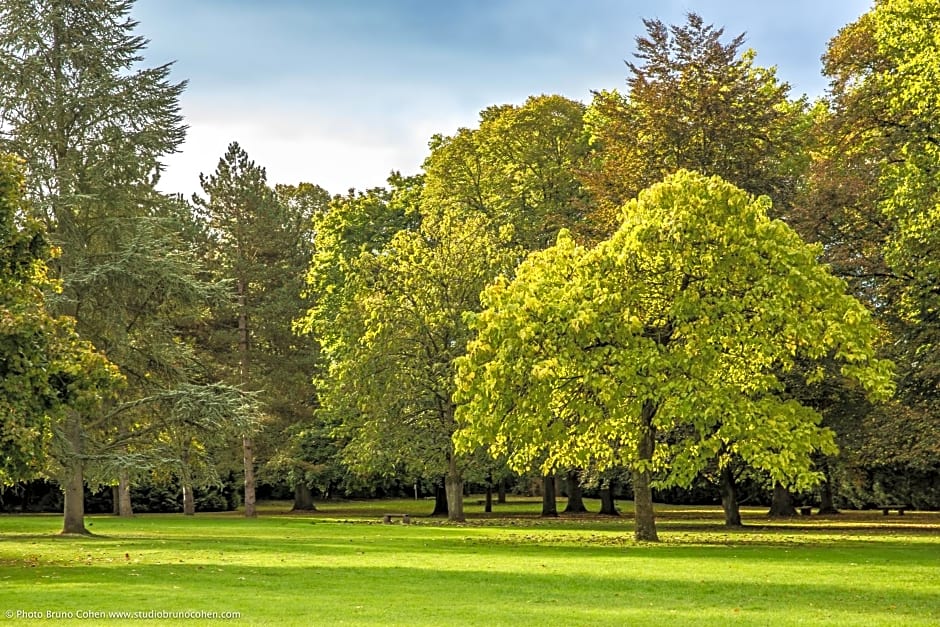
133 0 873 198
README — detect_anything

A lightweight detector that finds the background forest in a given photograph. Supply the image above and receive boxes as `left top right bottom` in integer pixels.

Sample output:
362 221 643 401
1 0 938 540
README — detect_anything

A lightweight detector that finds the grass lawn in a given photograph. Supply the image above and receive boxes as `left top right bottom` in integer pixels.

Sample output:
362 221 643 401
1 498 938 625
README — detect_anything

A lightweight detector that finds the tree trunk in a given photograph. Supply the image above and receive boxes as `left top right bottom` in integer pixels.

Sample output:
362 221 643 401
117 470 133 517
182 484 195 516
243 435 257 517
237 276 257 518
112 485 120 515
497 478 506 504
445 456 465 522
61 411 89 535
484 483 493 513
633 400 659 542
719 464 743 527
180 453 195 515
563 469 588 514
292 483 316 511
598 479 620 516
768 482 797 517
430 479 448 516
817 461 839 515
541 474 558 517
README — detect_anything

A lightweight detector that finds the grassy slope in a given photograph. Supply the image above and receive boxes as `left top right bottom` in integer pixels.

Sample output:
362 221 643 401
0 499 938 626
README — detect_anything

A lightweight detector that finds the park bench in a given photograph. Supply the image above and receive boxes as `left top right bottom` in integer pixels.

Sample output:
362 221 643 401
880 505 906 516
799 506 813 516
382 513 411 524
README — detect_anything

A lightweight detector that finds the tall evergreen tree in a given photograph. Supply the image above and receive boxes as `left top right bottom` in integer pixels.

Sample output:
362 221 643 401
194 142 311 517
0 0 252 531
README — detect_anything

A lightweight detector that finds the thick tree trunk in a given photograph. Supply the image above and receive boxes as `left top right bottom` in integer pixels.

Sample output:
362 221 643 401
719 465 743 527
62 464 87 535
817 462 839 515
541 474 558 517
430 480 448 517
117 470 133 517
292 483 316 511
768 482 797 517
182 484 195 516
112 486 120 515
484 483 493 513
497 479 506 504
445 456 465 522
563 469 588 514
598 480 620 516
61 411 89 535
633 400 659 542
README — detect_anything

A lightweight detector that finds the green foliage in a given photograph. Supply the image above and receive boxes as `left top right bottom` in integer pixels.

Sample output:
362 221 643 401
803 0 940 482
583 13 807 235
0 0 186 217
456 171 893 490
304 178 516 482
422 95 592 248
0 154 121 484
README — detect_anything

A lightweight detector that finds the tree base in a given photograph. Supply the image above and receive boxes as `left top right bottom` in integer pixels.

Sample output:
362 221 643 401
60 529 94 537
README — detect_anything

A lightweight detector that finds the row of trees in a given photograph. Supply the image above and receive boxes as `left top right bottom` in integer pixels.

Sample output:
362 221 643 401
1 0 938 540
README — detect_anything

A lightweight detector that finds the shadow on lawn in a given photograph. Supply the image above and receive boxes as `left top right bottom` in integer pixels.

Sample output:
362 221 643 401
4 560 938 625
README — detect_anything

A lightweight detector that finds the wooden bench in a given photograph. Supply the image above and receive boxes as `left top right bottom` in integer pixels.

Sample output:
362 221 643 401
799 506 813 516
880 506 906 516
383 513 411 524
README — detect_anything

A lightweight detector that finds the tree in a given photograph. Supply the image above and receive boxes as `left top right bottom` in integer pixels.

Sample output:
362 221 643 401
299 174 515 521
455 171 893 541
256 182 331 508
422 95 593 247
583 13 807 236
0 0 239 533
0 154 120 495
794 0 940 505
193 142 291 518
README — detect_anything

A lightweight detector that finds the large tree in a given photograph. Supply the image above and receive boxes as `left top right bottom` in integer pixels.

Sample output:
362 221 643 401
0 154 120 491
422 94 593 248
193 142 284 517
258 182 331 509
299 173 515 521
0 0 253 532
792 0 940 504
455 171 893 541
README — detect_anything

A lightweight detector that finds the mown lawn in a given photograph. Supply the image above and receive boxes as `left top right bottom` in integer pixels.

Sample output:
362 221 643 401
0 499 938 625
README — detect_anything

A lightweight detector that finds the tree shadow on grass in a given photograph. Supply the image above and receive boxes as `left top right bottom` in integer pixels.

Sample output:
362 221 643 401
3 561 938 626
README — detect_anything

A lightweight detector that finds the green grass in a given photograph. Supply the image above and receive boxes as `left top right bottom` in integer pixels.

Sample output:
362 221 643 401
1 499 939 625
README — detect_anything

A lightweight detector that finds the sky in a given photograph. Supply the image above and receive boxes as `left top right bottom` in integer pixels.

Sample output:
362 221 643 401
132 0 874 199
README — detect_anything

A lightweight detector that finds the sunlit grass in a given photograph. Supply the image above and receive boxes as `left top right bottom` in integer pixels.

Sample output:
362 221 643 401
1 499 938 625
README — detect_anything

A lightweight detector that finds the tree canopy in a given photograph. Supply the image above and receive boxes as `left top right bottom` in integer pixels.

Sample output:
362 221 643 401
455 170 894 540
0 153 120 485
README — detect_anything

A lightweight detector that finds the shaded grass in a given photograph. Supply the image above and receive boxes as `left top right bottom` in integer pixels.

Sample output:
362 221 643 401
0 500 938 625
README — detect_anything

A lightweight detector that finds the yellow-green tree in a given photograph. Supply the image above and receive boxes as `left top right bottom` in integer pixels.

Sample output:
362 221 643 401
423 94 592 247
299 174 515 521
455 171 893 541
